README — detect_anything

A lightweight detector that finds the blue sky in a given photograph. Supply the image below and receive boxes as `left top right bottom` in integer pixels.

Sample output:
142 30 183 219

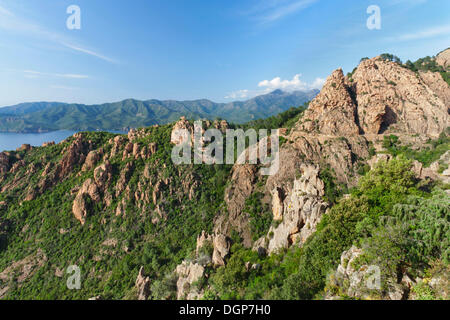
0 0 448 106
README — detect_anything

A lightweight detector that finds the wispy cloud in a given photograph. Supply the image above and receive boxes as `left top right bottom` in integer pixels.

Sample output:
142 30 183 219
225 74 324 99
260 0 318 23
61 43 118 64
23 70 89 79
243 0 319 24
0 4 117 64
386 24 450 42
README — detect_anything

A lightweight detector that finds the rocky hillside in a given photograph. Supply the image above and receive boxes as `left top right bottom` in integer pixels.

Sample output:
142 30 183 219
0 51 449 300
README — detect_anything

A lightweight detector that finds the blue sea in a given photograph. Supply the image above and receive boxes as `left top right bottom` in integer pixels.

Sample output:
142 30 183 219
0 130 125 152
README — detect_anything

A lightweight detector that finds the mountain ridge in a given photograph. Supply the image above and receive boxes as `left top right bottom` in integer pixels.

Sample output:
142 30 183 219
0 89 319 133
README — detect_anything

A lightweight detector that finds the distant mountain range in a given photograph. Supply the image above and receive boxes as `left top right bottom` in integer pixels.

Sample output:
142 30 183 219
0 89 318 133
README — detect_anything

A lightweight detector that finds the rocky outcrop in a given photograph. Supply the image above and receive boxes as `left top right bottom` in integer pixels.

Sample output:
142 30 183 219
258 165 328 254
42 141 55 147
135 266 151 300
110 136 126 158
353 57 449 137
419 71 450 107
212 234 231 267
196 231 213 256
72 162 113 225
326 246 409 300
218 165 258 247
82 150 102 172
297 69 360 136
0 152 10 175
171 117 193 145
58 133 93 179
115 162 134 197
93 161 113 190
72 179 99 225
271 187 284 221
175 261 205 300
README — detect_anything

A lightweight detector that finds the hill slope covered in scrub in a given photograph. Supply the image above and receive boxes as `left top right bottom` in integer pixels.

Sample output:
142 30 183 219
0 50 449 300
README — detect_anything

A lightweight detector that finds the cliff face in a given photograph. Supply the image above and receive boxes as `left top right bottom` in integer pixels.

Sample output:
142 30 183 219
352 57 449 137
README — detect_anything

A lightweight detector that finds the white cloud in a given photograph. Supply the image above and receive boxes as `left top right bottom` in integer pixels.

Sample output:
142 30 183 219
225 89 250 99
259 74 324 91
225 74 324 100
23 70 89 79
387 24 450 42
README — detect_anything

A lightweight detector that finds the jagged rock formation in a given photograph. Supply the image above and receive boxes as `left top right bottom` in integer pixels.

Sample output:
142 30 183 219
254 165 328 254
175 261 205 300
352 57 448 136
297 69 360 136
135 267 151 300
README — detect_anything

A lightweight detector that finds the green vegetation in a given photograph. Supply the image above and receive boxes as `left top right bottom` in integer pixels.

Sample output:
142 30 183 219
236 103 308 134
244 192 272 242
403 55 450 86
383 130 450 167
380 53 402 64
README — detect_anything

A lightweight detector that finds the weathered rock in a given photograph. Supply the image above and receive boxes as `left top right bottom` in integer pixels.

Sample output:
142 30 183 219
93 161 112 189
265 165 328 254
135 266 151 300
196 231 213 255
171 117 193 145
82 150 102 172
353 57 449 137
58 133 92 179
328 246 408 300
297 69 360 136
0 152 10 175
115 162 134 197
271 187 284 221
110 135 126 158
212 234 230 266
175 261 205 300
